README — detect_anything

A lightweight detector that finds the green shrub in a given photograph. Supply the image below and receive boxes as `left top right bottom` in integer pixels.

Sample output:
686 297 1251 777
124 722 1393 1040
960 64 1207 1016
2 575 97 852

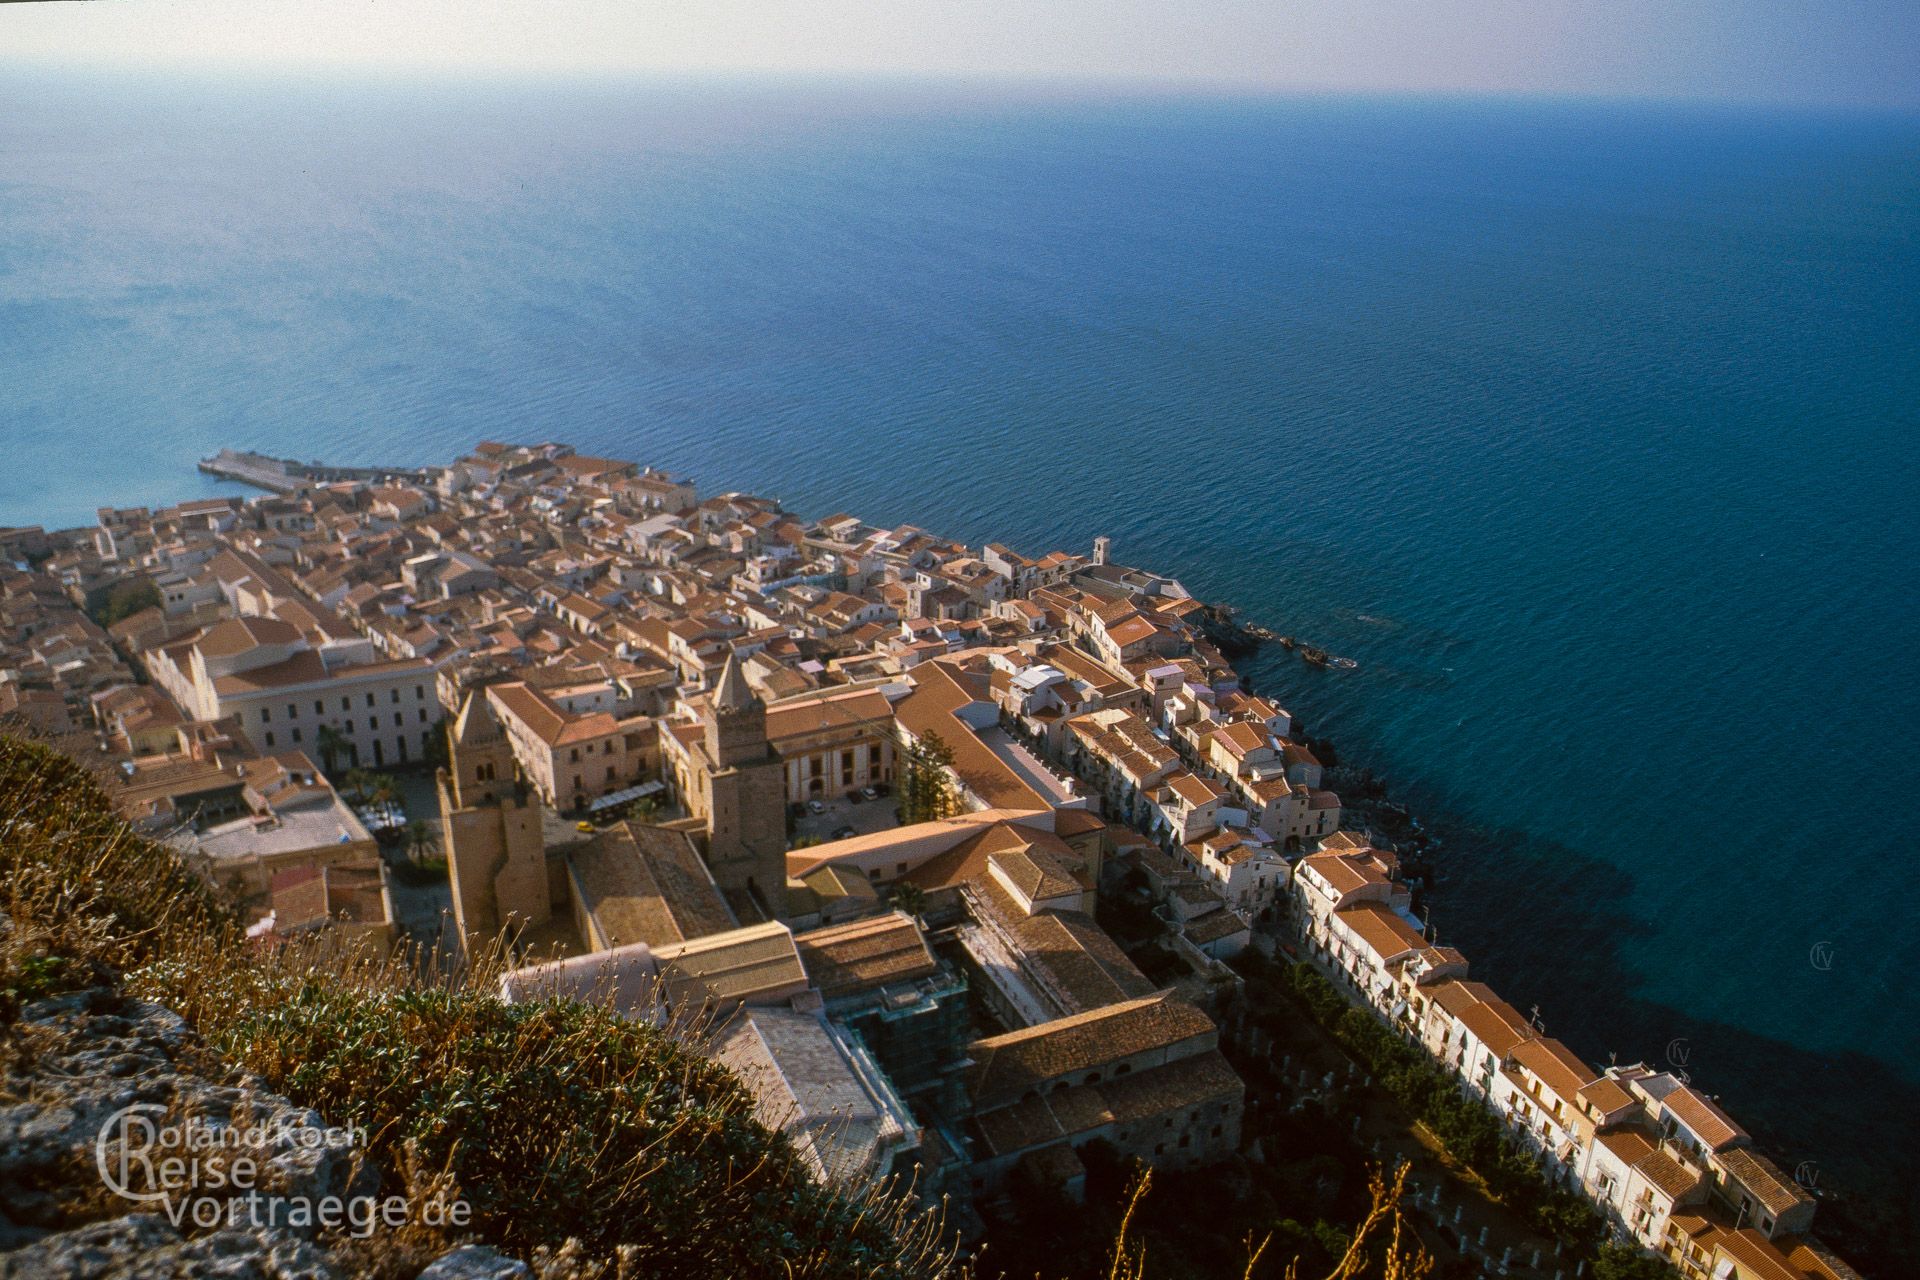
1272 956 1608 1251
1 736 952 1278
1592 1240 1683 1280
172 980 932 1274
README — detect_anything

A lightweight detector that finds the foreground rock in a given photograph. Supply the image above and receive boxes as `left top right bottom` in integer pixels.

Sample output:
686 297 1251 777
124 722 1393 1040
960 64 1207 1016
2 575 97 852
0 987 527 1280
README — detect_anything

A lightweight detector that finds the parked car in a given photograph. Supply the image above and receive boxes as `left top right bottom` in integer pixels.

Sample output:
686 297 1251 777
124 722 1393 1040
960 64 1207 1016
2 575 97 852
847 790 864 804
830 825 858 841
860 785 882 801
806 799 826 815
871 781 892 797
575 820 595 833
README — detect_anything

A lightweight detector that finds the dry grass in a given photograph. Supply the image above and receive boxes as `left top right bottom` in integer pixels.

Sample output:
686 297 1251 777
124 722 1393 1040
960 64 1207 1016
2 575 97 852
1106 1165 1431 1280
3 731 1436 1280
0 734 956 1279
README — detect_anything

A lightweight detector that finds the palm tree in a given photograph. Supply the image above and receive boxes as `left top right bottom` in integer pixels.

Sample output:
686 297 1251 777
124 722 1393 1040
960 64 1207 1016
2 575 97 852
367 774 404 836
891 882 927 921
342 767 375 803
423 715 451 768
315 725 348 777
403 819 440 864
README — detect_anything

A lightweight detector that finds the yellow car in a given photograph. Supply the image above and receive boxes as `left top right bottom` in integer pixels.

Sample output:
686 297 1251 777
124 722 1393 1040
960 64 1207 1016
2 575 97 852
575 820 595 832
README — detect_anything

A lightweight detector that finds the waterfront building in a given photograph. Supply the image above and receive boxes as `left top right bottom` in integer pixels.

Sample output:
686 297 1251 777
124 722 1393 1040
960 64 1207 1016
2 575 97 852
22 437 1856 1275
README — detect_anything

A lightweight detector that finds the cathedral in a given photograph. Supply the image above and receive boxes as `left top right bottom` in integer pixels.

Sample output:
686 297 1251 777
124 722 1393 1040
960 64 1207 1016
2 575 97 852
675 654 788 911
440 652 791 958
438 690 551 950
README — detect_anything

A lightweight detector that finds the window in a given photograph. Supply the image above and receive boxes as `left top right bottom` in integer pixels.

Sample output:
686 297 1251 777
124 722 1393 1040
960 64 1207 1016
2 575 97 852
341 697 350 711
345 719 354 732
391 689 400 704
291 728 301 743
315 701 324 715
418 709 428 723
570 748 580 763
264 732 275 747
415 685 425 700
287 705 297 720
371 715 380 729
260 708 271 723
365 693 375 708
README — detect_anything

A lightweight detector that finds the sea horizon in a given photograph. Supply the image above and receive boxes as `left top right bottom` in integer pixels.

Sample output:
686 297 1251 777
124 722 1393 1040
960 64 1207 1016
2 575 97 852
5 68 1916 1236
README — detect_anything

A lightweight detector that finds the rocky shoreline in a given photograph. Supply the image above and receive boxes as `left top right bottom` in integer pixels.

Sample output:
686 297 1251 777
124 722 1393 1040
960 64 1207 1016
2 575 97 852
1196 601 1442 901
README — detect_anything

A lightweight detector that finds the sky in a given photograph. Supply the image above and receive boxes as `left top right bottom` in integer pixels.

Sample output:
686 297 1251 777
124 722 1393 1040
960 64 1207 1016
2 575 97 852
3 0 1916 108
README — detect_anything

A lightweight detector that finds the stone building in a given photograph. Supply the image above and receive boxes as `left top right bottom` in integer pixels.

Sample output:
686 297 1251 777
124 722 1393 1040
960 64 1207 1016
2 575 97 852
670 654 789 911
962 991 1243 1198
440 690 550 950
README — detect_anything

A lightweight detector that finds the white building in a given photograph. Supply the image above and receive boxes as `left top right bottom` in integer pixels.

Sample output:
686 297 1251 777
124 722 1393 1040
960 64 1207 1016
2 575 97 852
146 614 443 772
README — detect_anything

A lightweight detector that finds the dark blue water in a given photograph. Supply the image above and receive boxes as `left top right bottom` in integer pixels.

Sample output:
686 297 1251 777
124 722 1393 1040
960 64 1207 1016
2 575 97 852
4 71 1917 1227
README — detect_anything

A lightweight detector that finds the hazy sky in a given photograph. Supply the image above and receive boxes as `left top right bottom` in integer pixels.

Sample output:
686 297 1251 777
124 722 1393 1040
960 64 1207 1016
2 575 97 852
5 0 1916 108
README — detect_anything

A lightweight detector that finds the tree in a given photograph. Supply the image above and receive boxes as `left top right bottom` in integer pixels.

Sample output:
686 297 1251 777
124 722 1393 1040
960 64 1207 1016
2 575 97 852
315 725 349 777
890 881 927 920
1591 1243 1683 1280
899 730 958 825
368 774 401 809
90 577 160 628
403 819 440 864
342 767 375 803
423 714 452 768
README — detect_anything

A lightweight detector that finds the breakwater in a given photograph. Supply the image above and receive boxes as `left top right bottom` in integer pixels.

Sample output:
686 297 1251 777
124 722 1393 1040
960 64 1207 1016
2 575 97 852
198 449 434 495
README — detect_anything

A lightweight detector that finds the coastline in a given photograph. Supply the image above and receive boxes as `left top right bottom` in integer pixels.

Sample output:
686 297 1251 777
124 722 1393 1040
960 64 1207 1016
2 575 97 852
1198 602 1907 1271
9 447 1910 1271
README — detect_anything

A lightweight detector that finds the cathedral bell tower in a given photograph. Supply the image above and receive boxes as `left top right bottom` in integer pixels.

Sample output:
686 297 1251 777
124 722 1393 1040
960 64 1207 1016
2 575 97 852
440 689 550 953
697 654 788 907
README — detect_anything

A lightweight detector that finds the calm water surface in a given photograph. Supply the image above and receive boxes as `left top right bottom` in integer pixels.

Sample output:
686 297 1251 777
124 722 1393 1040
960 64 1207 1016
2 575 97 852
4 69 1916 1224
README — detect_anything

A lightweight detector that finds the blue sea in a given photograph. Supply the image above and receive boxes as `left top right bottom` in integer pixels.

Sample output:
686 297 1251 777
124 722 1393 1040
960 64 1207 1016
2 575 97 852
4 70 1917 1233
